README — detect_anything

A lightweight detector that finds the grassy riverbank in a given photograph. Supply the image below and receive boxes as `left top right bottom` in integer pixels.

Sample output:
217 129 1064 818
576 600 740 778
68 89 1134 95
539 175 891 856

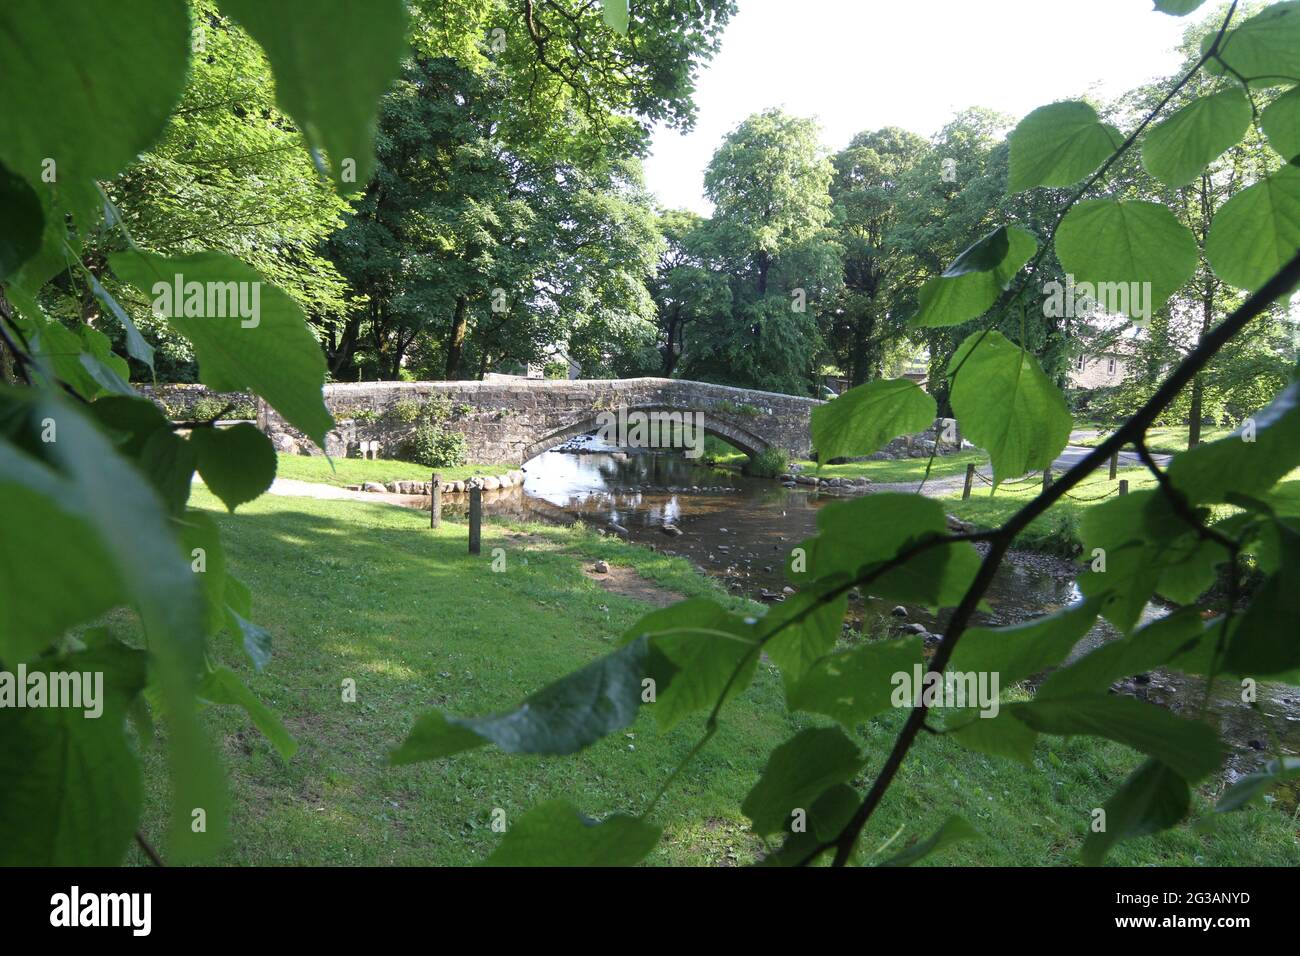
274 453 514 487
118 485 1298 866
1074 424 1235 454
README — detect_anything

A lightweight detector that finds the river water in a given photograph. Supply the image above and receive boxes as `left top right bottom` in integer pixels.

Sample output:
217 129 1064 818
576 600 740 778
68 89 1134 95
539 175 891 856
442 434 1300 783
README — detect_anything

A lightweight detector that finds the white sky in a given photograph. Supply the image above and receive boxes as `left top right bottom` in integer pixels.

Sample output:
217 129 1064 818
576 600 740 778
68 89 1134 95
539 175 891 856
643 0 1212 214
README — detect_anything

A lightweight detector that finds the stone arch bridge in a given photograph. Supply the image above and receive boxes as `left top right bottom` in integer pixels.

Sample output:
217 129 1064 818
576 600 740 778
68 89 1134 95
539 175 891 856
258 378 820 466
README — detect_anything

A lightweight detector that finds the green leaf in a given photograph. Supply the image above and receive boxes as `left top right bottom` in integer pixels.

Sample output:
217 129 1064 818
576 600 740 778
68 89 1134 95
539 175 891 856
86 269 155 373
6 289 128 401
1056 200 1199 312
1261 85 1300 162
1206 165 1300 291
943 226 1011 277
1222 522 1300 675
0 0 190 181
0 162 44 279
136 429 193 517
601 0 630 34
621 599 761 730
762 576 851 684
1216 756 1300 812
945 710 1039 766
0 643 147 865
1168 377 1300 505
198 666 297 762
1037 609 1207 699
794 493 981 608
786 636 923 727
1154 0 1207 14
1213 2 1300 84
756 784 860 866
1082 759 1190 866
191 423 277 511
1007 102 1121 193
1141 89 1252 187
392 637 655 763
484 800 659 867
10 391 224 861
912 226 1038 327
878 815 978 866
222 574 272 670
1010 695 1224 782
812 378 936 463
177 510 228 635
110 250 333 446
741 727 863 836
1076 490 1190 632
948 330 1073 486
0 443 123 662
217 0 407 193
948 597 1102 686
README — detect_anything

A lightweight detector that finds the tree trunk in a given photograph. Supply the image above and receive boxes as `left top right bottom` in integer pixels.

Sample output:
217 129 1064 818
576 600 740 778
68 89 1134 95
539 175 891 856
850 305 876 387
444 295 469 380
1188 375 1204 449
1188 279 1215 449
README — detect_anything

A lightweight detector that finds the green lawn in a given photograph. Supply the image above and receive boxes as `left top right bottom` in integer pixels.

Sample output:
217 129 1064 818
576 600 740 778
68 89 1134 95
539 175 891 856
123 487 1297 866
274 452 514 487
801 449 987 484
943 465 1159 553
1075 424 1235 454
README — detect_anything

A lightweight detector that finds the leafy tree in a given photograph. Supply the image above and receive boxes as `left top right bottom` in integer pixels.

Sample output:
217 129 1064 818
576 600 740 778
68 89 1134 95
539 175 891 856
645 207 729 375
826 127 928 386
681 109 842 394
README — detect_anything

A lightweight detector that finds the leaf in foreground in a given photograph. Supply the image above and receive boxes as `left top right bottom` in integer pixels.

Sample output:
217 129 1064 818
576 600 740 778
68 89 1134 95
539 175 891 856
485 801 659 867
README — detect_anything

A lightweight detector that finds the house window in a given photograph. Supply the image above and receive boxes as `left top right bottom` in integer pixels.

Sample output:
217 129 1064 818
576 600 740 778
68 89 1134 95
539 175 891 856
1107 357 1116 375
1076 355 1085 371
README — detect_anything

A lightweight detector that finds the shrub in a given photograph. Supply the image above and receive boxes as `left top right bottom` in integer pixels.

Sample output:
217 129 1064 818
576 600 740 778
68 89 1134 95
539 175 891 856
389 399 422 423
745 447 788 478
409 419 467 469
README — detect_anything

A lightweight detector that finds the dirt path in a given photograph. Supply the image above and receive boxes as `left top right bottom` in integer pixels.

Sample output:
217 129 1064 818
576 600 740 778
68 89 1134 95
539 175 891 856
266 477 430 508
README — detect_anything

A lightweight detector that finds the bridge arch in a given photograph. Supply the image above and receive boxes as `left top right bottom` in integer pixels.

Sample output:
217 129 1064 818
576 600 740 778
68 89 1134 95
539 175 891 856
520 404 771 464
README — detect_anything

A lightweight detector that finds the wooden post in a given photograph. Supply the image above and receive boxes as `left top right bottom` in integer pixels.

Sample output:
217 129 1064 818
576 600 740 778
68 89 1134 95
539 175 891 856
1109 452 1118 481
468 485 482 554
962 463 975 501
1119 479 1129 496
430 472 441 529
1042 467 1052 492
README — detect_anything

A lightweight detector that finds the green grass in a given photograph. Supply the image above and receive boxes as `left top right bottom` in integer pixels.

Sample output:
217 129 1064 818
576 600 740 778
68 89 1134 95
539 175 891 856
123 488 1297 866
800 449 987 484
274 452 513 487
1074 424 1235 454
944 465 1160 554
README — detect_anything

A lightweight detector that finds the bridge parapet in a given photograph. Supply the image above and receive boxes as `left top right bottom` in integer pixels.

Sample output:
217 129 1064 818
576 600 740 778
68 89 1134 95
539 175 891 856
258 377 821 465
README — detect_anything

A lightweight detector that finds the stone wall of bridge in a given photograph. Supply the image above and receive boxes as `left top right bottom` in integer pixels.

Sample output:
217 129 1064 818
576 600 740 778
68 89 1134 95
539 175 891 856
258 377 821 465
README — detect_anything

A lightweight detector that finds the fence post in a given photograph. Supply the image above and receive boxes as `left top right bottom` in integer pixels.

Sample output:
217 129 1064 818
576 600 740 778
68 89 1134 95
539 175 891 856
1042 467 1052 492
1119 479 1129 496
430 472 441 529
1109 452 1118 481
963 463 975 501
468 485 482 554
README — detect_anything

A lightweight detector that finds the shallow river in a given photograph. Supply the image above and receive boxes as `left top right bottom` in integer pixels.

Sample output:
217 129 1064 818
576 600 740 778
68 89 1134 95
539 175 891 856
440 435 1300 781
